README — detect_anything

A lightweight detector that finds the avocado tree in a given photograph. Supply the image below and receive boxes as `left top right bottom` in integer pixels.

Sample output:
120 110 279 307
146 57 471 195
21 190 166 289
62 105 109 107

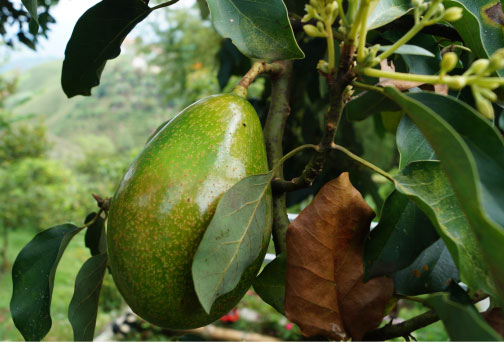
9 0 504 340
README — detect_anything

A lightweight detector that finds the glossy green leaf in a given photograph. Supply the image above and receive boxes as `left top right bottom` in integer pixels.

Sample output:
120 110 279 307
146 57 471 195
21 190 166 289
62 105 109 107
386 87 504 299
397 115 436 169
84 213 106 257
253 253 286 314
445 0 504 76
367 0 413 30
346 90 400 121
425 283 501 340
394 161 497 302
68 253 108 341
10 224 83 341
62 0 152 98
377 44 435 57
364 190 439 280
21 0 39 33
206 0 304 60
192 172 273 314
393 239 459 295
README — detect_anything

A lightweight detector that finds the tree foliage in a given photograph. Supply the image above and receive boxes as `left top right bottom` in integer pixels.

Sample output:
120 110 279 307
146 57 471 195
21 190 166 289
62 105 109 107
8 0 504 340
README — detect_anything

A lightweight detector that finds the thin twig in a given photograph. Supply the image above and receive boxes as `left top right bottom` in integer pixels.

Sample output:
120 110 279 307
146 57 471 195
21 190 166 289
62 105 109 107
150 0 179 11
233 62 285 98
263 61 294 255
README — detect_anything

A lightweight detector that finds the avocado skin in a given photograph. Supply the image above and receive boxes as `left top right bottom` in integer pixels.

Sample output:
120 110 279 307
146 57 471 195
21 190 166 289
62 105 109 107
107 94 272 329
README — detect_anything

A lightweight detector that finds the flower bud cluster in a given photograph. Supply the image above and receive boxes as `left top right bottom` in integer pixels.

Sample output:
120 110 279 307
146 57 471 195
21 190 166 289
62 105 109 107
302 0 339 38
464 49 504 119
413 0 462 25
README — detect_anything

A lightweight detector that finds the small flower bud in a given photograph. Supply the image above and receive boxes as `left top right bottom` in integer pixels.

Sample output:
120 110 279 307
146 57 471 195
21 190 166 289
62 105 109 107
317 21 325 31
449 76 466 89
301 13 312 22
480 88 498 102
317 59 330 74
412 0 424 7
310 0 318 7
475 96 495 120
489 48 504 70
471 59 490 75
303 24 325 37
440 52 458 73
442 7 463 21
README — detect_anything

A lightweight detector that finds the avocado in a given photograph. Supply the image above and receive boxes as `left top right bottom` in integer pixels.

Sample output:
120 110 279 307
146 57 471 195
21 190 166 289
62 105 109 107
107 94 272 329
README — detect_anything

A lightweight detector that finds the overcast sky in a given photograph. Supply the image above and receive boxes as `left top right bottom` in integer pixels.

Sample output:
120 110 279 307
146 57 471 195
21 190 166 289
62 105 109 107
8 0 194 61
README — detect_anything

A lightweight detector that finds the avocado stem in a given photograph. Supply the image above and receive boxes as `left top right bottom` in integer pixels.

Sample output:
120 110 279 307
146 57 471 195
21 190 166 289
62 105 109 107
232 61 285 98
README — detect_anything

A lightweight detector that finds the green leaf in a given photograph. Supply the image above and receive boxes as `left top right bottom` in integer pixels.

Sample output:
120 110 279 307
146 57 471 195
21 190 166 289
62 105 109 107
396 115 436 170
425 283 501 340
346 90 400 121
385 87 504 300
445 1 504 76
68 253 108 341
192 172 273 314
84 213 106 256
394 161 497 302
61 0 152 98
393 239 459 295
364 190 439 280
253 253 286 315
21 0 39 33
10 224 83 341
367 0 413 30
377 44 435 57
206 0 304 60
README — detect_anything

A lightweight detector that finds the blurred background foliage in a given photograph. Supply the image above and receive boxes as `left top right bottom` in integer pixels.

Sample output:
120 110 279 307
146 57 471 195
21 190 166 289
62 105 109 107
0 1 448 341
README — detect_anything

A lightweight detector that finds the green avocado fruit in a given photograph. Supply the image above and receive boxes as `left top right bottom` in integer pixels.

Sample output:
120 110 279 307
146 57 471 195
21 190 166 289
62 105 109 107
107 94 272 329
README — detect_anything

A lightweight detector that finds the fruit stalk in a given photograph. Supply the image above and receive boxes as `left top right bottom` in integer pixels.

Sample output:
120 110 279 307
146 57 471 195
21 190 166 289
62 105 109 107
232 61 286 98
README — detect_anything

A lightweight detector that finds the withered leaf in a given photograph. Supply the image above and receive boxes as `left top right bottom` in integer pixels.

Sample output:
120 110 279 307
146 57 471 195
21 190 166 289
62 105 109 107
483 308 504 337
285 173 394 340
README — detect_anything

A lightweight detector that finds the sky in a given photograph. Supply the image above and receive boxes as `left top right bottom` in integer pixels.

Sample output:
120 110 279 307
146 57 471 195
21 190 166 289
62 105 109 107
6 0 194 64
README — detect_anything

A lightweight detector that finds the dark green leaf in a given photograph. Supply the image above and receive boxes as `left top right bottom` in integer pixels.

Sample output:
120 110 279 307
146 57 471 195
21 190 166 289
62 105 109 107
396 115 436 169
68 253 108 341
394 161 497 302
425 283 501 340
346 90 400 121
367 0 413 29
253 253 286 314
196 0 210 19
393 239 459 295
445 1 504 76
21 0 39 33
84 213 106 256
206 0 304 60
364 190 439 280
10 224 83 341
385 87 504 300
217 39 252 90
377 44 435 57
192 172 273 314
62 0 152 98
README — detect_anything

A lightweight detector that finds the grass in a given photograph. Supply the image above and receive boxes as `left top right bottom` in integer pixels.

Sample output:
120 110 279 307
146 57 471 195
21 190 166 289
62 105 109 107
0 229 121 341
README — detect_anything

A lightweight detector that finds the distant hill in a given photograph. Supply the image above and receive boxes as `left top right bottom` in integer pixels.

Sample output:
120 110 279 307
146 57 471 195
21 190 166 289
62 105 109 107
10 56 174 158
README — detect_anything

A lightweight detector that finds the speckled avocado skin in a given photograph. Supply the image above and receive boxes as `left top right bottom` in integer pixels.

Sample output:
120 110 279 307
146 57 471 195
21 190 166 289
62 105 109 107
107 94 272 329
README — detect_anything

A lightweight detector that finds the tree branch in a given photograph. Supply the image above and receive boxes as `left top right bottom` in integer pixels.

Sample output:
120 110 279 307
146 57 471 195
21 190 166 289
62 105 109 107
363 310 439 341
273 43 356 192
263 60 294 255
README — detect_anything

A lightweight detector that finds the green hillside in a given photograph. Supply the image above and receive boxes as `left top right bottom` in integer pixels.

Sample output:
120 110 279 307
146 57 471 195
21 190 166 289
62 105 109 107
11 56 174 156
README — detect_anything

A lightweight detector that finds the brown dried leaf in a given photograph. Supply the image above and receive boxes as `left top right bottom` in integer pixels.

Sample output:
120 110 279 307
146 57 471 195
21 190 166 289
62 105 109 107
483 308 504 337
378 60 424 91
285 173 394 340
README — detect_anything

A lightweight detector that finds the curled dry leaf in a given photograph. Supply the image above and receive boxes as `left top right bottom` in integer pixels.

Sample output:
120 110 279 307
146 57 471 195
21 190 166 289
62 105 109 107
285 173 394 340
379 60 424 91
